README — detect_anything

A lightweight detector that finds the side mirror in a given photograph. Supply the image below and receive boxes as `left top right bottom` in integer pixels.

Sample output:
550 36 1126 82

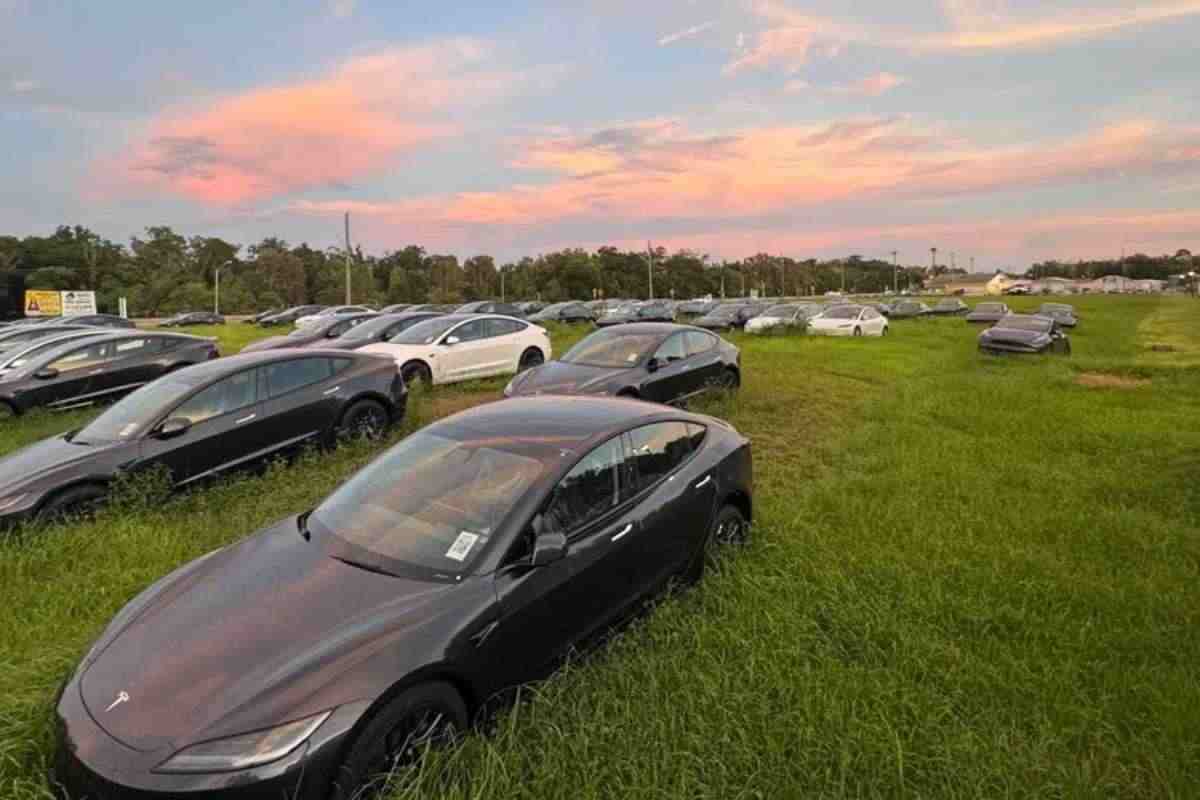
531 531 567 566
34 367 60 380
645 357 660 373
155 417 192 440
444 335 461 346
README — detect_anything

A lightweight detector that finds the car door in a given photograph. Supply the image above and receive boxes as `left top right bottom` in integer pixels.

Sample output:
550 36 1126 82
29 340 116 409
257 356 343 453
437 319 499 382
862 308 886 334
641 333 695 404
684 331 724 393
90 337 167 400
137 368 261 486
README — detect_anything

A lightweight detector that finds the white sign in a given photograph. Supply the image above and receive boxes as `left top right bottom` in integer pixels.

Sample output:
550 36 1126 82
61 290 97 317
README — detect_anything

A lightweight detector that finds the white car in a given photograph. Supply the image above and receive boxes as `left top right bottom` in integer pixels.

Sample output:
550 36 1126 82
360 314 552 386
744 303 821 334
808 304 889 337
294 305 374 329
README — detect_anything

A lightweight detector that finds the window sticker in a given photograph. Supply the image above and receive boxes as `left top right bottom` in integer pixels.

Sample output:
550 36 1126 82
116 339 146 352
445 531 480 562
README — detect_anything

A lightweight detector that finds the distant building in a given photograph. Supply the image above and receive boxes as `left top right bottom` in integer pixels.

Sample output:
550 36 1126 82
1030 277 1078 294
1081 275 1164 293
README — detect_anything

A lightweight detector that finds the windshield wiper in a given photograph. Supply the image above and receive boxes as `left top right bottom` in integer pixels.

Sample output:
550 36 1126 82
329 554 399 578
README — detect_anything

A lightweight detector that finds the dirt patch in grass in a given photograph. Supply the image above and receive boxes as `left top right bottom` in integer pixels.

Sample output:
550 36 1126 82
1076 372 1150 389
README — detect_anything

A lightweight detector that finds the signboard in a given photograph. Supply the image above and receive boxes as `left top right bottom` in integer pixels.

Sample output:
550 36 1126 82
61 290 98 317
24 290 62 317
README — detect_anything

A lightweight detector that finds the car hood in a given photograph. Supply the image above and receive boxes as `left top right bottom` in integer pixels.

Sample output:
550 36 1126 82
510 360 629 396
980 327 1049 346
78 517 458 753
0 435 121 494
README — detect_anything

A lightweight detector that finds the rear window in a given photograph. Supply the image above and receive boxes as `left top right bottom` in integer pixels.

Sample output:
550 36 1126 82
264 358 332 398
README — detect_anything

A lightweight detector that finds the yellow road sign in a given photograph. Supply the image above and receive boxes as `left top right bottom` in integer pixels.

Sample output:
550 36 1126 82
24 290 62 317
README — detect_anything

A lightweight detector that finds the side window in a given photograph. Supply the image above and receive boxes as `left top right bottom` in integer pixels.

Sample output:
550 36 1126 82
173 370 257 425
112 338 151 358
264 358 332 399
862 309 878 320
685 331 716 358
485 318 525 337
684 423 707 452
329 318 362 338
653 334 687 363
627 422 695 495
543 438 624 535
449 320 487 343
49 341 113 372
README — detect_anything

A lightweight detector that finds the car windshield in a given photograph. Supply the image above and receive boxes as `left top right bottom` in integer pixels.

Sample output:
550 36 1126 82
389 317 460 344
822 306 861 320
977 304 1005 313
73 378 199 443
997 316 1052 332
314 431 547 576
561 330 661 368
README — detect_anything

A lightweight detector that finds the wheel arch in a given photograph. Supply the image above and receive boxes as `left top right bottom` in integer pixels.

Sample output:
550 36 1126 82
721 488 752 525
340 391 397 423
399 358 434 382
36 478 111 514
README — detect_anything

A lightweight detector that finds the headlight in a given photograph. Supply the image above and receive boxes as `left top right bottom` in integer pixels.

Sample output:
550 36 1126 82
0 493 28 512
155 711 332 774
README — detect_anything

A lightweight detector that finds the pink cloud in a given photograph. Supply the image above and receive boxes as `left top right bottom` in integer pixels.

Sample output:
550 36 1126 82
99 39 527 205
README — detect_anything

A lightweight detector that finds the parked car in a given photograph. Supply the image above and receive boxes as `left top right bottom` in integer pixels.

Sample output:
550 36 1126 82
1037 303 1078 328
506 323 739 404
259 305 326 327
159 311 225 327
456 301 525 317
595 300 677 328
870 301 894 316
361 314 551 387
929 298 969 316
0 350 403 523
0 332 219 418
693 302 770 331
378 304 412 314
0 330 112 376
248 308 280 323
308 312 444 351
517 301 547 315
61 314 136 329
676 299 720 319
294 305 374 330
808 304 889 337
978 314 1071 355
965 302 1010 324
886 300 931 319
529 302 596 323
241 313 378 353
54 396 752 800
744 303 819 334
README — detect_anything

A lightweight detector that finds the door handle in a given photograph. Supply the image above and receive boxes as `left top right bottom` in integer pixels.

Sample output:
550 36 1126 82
235 413 257 425
611 523 633 542
322 385 341 396
694 475 713 489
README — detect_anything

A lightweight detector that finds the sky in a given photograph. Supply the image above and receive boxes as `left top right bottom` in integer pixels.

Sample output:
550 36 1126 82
2 0 1199 270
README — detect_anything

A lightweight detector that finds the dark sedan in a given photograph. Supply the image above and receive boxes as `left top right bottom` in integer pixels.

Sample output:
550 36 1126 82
978 314 1071 355
594 300 677 328
693 302 770 331
887 300 931 319
0 350 403 523
506 323 739 405
62 314 137 329
259 305 326 326
55 397 752 800
676 299 720 319
241 313 378 353
965 302 1010 323
159 311 225 327
1037 302 1078 328
247 308 280 323
929 298 969 315
529 301 596 323
306 312 444 351
0 332 218 418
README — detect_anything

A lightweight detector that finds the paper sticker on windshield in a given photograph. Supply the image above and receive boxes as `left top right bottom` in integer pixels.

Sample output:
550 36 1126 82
445 532 480 562
626 352 639 362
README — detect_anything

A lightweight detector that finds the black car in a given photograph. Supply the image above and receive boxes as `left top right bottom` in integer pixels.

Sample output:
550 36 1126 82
160 311 225 327
693 302 769 331
54 396 752 800
378 304 412 314
676 300 720 319
1037 303 1078 328
965 302 1010 323
456 301 524 317
259 305 326 326
0 351 403 523
0 323 92 355
247 308 280 323
887 300 931 319
529 302 596 323
241 313 378 353
62 314 136 329
929 298 969 315
506 323 740 405
978 314 1071 355
304 312 444 351
0 332 218 418
517 301 546 315
594 300 677 328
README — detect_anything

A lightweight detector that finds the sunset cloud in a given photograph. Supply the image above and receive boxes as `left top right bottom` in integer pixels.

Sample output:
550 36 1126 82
101 39 529 205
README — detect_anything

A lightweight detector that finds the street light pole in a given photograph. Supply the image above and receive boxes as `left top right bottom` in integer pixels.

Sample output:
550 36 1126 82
891 250 898 293
647 241 655 300
214 264 220 315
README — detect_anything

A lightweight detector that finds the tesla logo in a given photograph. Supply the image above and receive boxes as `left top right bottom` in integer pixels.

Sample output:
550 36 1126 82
105 691 130 712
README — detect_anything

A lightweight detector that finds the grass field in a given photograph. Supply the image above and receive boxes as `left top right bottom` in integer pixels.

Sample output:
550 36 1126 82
1 297 1197 798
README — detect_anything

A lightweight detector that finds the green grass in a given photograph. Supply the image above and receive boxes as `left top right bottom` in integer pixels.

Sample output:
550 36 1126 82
1 298 1198 798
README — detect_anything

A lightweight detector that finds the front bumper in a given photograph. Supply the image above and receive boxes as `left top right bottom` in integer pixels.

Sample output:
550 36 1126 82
53 676 364 800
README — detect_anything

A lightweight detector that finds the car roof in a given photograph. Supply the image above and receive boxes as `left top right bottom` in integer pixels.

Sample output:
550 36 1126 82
591 322 699 336
18 330 208 365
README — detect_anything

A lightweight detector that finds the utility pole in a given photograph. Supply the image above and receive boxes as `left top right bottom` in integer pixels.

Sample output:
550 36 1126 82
950 252 957 271
343 212 352 304
214 262 221 315
970 256 975 273
646 241 655 300
500 267 505 302
720 260 726 298
891 250 899 293
841 261 846 293
930 247 938 273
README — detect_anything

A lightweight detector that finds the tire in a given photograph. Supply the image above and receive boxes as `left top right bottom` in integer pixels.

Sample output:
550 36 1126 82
717 368 740 390
328 681 468 800
853 326 863 337
518 347 544 373
39 484 108 521
683 504 748 583
0 401 17 421
337 398 390 442
400 361 432 389
881 325 889 336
